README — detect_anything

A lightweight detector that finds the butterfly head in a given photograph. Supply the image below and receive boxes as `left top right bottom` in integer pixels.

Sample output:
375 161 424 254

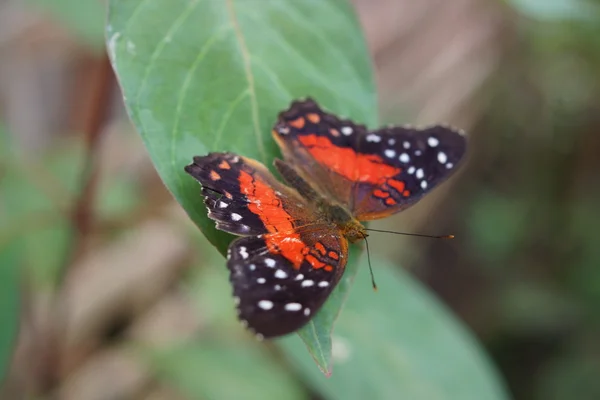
340 218 368 244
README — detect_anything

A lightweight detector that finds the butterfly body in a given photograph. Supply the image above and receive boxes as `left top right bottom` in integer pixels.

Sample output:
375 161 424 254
185 98 466 338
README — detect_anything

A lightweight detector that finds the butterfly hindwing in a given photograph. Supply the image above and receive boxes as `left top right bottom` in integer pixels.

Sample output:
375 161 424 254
352 124 467 219
227 226 348 338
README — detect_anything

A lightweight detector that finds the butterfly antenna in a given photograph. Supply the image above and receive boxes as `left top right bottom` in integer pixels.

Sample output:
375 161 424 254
362 234 378 292
365 228 454 239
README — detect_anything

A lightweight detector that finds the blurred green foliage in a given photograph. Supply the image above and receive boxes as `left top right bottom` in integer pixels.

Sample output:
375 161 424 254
27 0 105 50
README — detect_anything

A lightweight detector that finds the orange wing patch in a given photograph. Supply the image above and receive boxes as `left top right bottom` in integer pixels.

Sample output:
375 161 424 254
238 169 338 272
307 113 320 124
298 134 400 183
289 117 306 129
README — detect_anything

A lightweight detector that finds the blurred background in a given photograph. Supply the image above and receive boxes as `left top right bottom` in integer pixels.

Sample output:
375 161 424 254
1 0 600 399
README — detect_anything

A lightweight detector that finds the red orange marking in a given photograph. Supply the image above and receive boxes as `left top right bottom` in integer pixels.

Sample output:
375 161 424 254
324 265 334 272
218 160 231 170
239 170 309 269
224 191 233 199
385 197 397 205
328 251 339 260
297 134 400 183
387 179 405 193
403 190 411 197
330 128 340 137
289 117 305 129
305 254 326 269
210 170 221 181
307 113 320 124
373 189 389 199
314 242 326 255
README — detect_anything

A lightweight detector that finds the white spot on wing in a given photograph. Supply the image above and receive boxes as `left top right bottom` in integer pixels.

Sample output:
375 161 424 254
416 168 424 179
258 300 273 310
384 149 396 158
265 258 276 268
403 141 410 149
274 269 288 279
285 303 302 311
366 134 381 143
304 308 311 316
421 181 428 189
257 278 266 284
428 137 439 147
318 281 329 287
231 213 242 221
239 224 250 233
437 151 448 164
301 280 314 287
388 138 395 145
218 201 228 208
239 246 249 259
341 126 353 136
399 153 410 163
408 166 416 174
295 274 304 281
446 162 454 169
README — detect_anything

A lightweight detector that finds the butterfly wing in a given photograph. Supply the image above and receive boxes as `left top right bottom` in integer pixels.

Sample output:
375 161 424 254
352 124 466 220
272 98 367 203
228 226 347 338
185 152 311 235
185 152 348 338
272 98 467 220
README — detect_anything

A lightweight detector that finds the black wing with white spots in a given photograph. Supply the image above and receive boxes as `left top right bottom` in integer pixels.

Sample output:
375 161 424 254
184 153 309 236
352 124 467 219
227 227 348 339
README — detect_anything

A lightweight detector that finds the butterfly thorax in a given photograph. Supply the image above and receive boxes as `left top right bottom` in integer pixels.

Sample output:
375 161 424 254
274 158 366 243
319 202 367 244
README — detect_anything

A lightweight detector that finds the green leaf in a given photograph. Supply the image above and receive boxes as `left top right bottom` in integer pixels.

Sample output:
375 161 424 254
140 342 306 400
107 0 377 373
280 256 510 400
295 246 361 375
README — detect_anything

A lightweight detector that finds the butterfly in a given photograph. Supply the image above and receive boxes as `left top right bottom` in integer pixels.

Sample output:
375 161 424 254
185 98 466 339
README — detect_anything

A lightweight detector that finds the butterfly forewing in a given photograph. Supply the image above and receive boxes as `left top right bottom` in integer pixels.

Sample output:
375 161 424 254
185 153 310 236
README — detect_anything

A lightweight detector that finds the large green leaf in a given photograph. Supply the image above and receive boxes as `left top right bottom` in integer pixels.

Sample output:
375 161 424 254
280 256 510 400
107 0 377 372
